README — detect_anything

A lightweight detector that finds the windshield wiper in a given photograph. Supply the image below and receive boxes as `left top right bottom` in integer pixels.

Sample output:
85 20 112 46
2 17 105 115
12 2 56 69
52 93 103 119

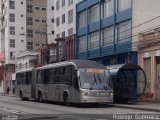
90 73 97 90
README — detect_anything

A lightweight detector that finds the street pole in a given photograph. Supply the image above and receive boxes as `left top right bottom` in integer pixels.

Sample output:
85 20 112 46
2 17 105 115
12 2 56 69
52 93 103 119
45 23 49 64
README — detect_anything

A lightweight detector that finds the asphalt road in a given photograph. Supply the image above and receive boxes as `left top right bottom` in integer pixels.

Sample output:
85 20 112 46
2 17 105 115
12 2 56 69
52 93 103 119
0 95 159 120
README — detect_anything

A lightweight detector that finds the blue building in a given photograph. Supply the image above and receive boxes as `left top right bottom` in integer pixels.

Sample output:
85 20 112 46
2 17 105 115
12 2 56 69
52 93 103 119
76 0 137 66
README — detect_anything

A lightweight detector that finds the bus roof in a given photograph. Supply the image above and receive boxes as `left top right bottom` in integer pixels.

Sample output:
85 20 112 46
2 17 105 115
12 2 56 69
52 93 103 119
36 60 106 70
16 68 33 73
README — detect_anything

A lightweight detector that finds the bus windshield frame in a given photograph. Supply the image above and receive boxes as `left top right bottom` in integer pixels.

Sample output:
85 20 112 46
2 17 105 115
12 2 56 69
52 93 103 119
79 68 112 90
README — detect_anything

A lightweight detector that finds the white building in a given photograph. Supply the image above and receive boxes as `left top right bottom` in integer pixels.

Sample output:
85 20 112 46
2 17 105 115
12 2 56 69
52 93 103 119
53 0 82 39
47 0 55 44
0 0 27 64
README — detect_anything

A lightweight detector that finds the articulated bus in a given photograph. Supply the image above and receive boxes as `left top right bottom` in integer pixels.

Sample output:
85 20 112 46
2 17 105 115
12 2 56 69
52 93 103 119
16 60 113 104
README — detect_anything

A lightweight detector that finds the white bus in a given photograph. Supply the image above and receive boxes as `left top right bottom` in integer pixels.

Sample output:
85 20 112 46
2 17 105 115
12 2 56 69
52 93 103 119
16 60 113 104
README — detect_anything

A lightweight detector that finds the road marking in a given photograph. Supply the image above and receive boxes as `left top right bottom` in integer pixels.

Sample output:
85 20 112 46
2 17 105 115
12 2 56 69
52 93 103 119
0 107 27 114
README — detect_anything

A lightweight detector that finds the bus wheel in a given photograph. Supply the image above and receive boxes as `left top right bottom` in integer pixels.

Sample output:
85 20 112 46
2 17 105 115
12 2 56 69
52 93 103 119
63 93 70 106
38 92 43 103
20 92 24 101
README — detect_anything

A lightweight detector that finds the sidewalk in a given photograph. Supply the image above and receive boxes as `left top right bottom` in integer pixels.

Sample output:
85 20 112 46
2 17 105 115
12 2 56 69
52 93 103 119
113 102 160 112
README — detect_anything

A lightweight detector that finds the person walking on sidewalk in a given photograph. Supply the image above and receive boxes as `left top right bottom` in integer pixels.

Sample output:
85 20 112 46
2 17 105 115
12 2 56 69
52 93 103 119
7 87 10 94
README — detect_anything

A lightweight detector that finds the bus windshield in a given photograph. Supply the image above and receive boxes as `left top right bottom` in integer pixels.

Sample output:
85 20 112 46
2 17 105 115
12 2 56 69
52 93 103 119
79 68 112 90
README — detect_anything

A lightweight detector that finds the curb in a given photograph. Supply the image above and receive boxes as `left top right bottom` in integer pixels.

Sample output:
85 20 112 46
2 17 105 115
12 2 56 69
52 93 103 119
112 104 160 112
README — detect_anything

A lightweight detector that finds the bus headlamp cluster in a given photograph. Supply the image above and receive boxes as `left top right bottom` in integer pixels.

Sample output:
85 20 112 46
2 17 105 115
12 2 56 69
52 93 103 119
81 91 89 96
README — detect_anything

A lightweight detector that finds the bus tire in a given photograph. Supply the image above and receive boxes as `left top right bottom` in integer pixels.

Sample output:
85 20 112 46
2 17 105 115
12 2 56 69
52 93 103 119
38 92 43 103
63 93 70 106
20 91 24 101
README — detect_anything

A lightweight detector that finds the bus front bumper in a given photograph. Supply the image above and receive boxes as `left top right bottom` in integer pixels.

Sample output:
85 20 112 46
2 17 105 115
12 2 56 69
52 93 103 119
80 96 113 104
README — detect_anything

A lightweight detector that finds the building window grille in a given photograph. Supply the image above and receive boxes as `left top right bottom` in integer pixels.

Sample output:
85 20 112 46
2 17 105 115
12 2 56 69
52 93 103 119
10 26 15 35
9 13 15 22
117 0 131 12
27 29 33 37
103 0 113 18
62 14 65 24
79 10 87 28
27 42 33 50
62 0 65 7
101 26 113 46
10 39 15 48
56 0 59 10
68 28 73 36
79 35 87 52
42 7 46 11
27 17 33 25
117 20 131 43
88 31 99 49
88 4 99 24
68 9 73 24
68 0 73 6
35 6 39 10
56 17 60 26
9 0 15 9
27 5 33 13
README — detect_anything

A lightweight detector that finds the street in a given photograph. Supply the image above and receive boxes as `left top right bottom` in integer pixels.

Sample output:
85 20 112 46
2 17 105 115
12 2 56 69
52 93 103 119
0 95 159 120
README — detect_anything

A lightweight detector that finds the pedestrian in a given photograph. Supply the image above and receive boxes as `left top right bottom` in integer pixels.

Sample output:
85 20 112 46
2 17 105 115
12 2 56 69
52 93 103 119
7 87 10 94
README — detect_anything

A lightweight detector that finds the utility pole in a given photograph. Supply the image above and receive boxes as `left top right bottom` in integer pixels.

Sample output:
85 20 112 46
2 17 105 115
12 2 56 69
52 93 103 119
45 23 49 64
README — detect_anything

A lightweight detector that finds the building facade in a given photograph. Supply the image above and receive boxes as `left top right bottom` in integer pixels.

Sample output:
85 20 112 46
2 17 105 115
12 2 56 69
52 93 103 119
139 28 160 101
53 0 82 61
76 0 160 66
0 0 47 93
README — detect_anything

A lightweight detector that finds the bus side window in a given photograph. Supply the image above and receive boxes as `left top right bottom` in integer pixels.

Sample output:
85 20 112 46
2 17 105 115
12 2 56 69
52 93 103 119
37 70 44 84
44 69 49 84
72 75 79 89
26 72 32 84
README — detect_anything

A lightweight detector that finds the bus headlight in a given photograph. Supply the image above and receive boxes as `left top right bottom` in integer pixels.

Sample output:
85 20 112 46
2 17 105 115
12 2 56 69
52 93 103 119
81 91 89 96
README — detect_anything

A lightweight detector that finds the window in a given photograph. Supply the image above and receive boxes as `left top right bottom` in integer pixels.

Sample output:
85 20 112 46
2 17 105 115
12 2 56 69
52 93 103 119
35 6 39 10
103 0 113 18
42 7 46 11
10 26 15 35
79 10 87 28
68 9 73 24
68 28 73 36
27 5 33 13
62 14 65 24
27 29 33 37
21 14 23 17
57 34 60 38
102 26 113 46
51 6 54 10
9 1 15 9
10 39 15 48
35 19 40 22
26 72 32 84
88 5 99 24
117 0 131 12
52 18 54 23
21 2 23 4
27 17 33 25
62 31 65 38
9 13 15 22
52 31 54 35
10 52 15 60
117 20 131 43
68 0 73 6
27 42 33 50
79 35 87 52
42 19 46 23
56 0 59 10
88 31 99 49
36 70 44 84
56 17 60 26
62 0 65 7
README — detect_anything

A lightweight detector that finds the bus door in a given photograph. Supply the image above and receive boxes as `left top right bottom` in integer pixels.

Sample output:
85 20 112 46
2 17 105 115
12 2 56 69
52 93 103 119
31 70 36 99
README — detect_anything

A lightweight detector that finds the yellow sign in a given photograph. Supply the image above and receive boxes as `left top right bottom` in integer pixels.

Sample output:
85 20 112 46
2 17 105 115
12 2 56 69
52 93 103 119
87 68 104 74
